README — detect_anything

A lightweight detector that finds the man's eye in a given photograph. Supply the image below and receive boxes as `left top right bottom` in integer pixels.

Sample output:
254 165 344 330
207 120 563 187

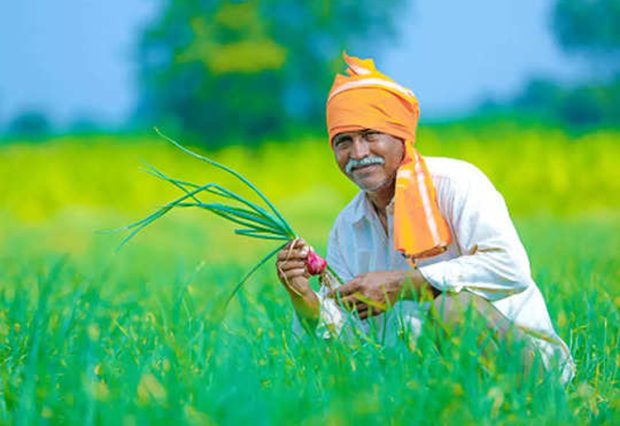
335 138 351 148
364 131 380 141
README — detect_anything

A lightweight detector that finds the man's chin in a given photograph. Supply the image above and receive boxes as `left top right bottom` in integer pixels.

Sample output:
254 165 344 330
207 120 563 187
353 179 389 193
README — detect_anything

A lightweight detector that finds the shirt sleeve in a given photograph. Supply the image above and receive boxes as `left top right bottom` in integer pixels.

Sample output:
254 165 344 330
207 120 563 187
417 165 534 301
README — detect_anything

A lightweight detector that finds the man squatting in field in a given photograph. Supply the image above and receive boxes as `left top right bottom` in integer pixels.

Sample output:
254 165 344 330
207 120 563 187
275 54 575 383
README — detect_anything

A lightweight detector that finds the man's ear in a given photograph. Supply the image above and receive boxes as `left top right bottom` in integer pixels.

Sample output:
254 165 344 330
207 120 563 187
399 138 406 162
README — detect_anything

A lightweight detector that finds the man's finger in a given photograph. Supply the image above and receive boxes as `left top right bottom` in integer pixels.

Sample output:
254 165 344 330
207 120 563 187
277 238 309 260
290 238 309 253
338 296 358 310
358 307 370 320
360 305 383 320
339 283 361 298
340 293 362 307
354 303 368 313
277 248 307 261
353 293 388 312
278 268 307 280
276 260 307 271
327 280 360 298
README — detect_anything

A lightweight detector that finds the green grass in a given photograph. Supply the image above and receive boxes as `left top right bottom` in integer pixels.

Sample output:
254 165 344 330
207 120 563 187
0 216 617 424
0 123 618 423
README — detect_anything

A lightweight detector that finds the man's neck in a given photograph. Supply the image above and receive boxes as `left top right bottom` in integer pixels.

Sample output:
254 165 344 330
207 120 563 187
366 188 393 236
366 184 395 220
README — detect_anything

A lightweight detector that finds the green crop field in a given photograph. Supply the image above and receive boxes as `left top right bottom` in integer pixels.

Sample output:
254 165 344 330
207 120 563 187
0 122 618 424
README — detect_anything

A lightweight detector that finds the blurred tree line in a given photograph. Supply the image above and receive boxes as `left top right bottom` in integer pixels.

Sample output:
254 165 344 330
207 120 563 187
4 0 615 141
134 0 405 146
501 0 620 128
3 111 51 138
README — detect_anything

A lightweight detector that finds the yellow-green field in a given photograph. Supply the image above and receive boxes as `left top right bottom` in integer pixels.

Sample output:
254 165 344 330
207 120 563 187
0 123 618 423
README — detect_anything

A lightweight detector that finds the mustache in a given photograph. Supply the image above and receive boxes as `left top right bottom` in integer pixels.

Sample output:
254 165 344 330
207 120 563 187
345 156 385 174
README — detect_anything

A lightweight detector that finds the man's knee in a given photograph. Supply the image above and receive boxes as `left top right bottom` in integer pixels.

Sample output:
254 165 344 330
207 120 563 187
433 291 480 324
431 291 508 332
432 291 524 343
430 292 542 377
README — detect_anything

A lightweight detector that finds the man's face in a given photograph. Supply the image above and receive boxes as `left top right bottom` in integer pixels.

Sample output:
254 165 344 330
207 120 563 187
332 129 404 193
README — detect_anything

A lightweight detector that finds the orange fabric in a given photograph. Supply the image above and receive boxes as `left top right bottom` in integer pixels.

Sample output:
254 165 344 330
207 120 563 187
326 53 452 261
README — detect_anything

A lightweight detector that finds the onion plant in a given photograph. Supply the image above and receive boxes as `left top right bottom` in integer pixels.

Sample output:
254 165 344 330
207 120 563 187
119 129 343 309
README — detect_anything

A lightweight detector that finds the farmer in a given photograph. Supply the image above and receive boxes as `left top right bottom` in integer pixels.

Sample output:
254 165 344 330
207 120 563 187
275 53 575 383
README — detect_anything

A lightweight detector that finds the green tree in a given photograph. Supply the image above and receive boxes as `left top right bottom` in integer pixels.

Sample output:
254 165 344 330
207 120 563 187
6 110 51 138
504 0 620 127
549 0 620 126
135 0 405 146
552 0 620 71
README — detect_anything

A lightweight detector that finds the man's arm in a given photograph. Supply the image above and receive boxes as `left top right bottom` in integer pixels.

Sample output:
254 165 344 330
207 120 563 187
416 165 533 299
325 268 438 319
288 288 320 332
275 239 320 330
284 227 364 338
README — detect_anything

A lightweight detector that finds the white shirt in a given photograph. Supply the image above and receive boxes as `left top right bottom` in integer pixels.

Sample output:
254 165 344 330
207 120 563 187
293 156 575 383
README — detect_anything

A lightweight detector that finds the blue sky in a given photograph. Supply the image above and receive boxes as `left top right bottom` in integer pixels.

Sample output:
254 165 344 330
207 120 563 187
0 0 586 128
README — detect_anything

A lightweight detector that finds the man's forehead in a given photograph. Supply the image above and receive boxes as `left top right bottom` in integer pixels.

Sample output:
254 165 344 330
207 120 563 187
332 129 378 142
332 129 404 144
334 129 373 137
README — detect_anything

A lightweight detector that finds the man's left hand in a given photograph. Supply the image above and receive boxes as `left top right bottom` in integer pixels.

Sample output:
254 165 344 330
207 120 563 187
326 271 410 319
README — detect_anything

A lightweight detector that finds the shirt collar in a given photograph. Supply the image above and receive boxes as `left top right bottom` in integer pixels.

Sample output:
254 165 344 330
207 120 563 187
351 192 395 224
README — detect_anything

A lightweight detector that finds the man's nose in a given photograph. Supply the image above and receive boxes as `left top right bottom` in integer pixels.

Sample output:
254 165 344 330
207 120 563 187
349 137 370 159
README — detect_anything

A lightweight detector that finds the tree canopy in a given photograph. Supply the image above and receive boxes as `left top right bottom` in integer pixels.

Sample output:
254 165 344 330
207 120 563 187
136 0 405 145
552 0 620 67
501 0 620 128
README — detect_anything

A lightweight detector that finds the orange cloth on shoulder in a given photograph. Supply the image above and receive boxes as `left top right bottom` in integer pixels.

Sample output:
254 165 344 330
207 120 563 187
326 53 452 261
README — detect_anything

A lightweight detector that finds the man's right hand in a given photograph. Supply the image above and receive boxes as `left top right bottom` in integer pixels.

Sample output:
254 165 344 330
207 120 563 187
276 238 320 324
276 238 312 296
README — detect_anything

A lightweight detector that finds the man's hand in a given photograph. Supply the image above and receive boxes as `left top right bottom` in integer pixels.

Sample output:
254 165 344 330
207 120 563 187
327 269 435 320
275 238 319 325
276 238 312 296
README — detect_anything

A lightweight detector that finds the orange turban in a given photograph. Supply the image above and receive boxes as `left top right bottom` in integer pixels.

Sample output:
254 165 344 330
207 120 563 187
326 53 452 261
